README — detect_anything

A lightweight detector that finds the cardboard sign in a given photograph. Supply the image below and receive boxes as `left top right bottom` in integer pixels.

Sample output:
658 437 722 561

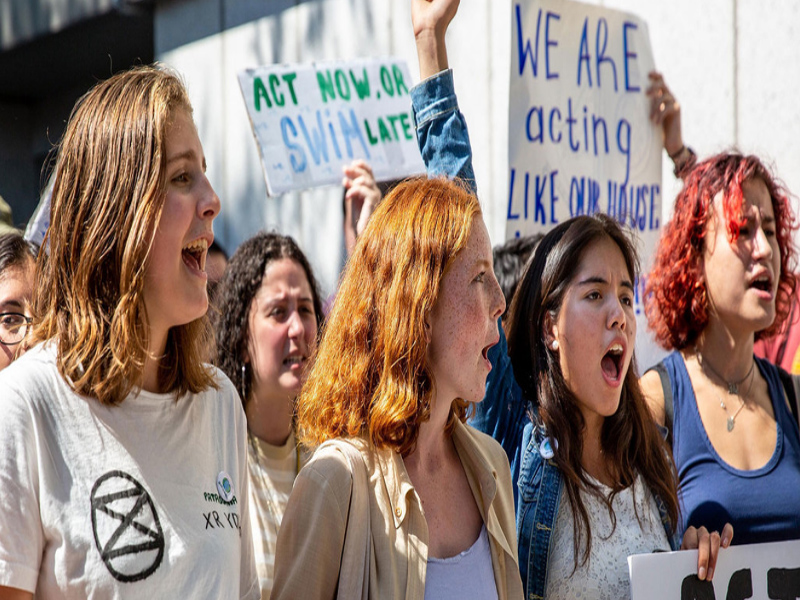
238 58 425 195
629 539 800 599
508 0 661 315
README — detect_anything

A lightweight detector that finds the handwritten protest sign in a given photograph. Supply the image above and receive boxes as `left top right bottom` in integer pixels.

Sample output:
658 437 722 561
629 539 800 599
238 58 425 196
509 0 660 313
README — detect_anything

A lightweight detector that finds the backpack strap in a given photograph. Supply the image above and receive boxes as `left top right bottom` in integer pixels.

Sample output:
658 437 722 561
651 362 674 447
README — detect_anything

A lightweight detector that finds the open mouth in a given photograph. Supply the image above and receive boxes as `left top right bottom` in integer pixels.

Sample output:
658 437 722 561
284 355 306 368
481 337 499 367
182 238 208 272
749 274 772 293
601 343 624 381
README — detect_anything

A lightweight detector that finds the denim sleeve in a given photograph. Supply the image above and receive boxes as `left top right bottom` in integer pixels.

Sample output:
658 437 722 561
410 69 476 193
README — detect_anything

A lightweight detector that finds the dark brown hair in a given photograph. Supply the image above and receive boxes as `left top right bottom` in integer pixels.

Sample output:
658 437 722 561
507 213 679 567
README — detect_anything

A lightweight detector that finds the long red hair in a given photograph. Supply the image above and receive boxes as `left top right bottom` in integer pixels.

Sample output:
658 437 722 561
296 177 481 455
646 153 797 350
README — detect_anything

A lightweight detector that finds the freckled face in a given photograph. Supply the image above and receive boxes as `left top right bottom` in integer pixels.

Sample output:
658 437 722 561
548 237 636 425
703 178 781 336
427 218 506 406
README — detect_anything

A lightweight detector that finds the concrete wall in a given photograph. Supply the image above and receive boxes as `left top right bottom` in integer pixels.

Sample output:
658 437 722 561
155 0 800 365
1 0 119 50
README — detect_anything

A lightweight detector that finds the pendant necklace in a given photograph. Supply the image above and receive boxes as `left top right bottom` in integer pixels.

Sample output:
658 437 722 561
718 395 746 432
695 347 755 432
248 431 301 541
695 346 755 395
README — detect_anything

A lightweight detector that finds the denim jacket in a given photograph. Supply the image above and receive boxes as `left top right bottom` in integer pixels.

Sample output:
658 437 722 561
410 69 678 600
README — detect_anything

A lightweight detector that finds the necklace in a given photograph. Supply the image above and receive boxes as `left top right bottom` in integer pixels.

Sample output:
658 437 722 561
695 346 755 395
718 395 746 432
248 431 301 542
695 347 755 433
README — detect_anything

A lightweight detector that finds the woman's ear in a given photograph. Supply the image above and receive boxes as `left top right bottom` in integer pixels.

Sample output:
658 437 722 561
543 313 559 351
423 319 432 344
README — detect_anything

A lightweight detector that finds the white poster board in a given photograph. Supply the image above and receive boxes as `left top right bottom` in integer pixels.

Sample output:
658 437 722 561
238 58 425 196
509 0 661 318
629 539 800 600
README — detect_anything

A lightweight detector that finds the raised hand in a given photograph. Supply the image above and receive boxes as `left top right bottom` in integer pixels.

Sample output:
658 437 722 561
646 71 684 158
411 0 460 79
342 159 382 251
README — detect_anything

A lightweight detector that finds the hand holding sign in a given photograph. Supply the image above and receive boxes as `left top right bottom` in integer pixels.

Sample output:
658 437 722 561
630 538 800 600
682 524 734 581
647 71 683 157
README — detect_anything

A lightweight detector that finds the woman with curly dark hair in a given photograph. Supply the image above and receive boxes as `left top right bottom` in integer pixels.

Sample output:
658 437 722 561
213 231 323 599
642 152 800 546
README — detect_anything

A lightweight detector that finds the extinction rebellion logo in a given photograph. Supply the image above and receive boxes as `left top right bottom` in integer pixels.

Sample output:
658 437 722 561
90 471 165 582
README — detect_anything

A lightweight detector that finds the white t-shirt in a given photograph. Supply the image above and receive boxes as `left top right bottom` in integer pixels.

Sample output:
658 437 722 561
0 343 259 599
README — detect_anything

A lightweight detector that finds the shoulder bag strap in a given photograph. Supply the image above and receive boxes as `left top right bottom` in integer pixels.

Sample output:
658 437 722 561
325 440 371 600
777 366 800 430
651 362 674 447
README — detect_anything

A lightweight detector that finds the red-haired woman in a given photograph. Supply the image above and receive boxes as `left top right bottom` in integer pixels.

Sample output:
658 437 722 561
270 177 523 599
642 153 800 545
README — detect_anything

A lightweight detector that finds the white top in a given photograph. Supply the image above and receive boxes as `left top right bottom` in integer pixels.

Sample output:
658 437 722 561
0 343 259 599
424 525 499 600
247 431 301 599
544 475 670 600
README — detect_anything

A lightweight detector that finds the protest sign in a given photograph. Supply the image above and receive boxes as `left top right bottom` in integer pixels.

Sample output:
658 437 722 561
508 0 660 315
238 58 425 196
629 539 800 600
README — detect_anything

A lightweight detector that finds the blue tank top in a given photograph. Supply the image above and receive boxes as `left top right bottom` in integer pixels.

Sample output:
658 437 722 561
662 351 800 545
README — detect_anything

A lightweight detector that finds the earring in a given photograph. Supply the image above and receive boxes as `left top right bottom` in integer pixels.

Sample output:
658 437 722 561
240 363 247 400
550 340 559 351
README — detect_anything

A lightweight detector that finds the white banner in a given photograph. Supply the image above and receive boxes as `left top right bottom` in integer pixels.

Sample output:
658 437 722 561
238 58 425 196
508 0 661 315
629 539 800 600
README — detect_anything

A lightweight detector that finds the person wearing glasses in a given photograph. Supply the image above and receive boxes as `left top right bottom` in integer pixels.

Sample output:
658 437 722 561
0 232 36 371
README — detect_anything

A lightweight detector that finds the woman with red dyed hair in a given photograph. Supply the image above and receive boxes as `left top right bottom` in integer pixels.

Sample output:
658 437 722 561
643 153 800 546
270 177 523 599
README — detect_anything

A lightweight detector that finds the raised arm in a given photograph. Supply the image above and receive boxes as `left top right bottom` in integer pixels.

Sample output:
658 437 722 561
647 71 696 179
410 0 475 189
411 0 459 79
342 159 382 258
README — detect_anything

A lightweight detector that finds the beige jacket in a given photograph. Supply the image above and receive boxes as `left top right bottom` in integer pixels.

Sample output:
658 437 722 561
271 420 523 600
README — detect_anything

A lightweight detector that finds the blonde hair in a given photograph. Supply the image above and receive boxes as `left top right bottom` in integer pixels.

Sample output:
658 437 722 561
31 64 216 405
297 177 481 455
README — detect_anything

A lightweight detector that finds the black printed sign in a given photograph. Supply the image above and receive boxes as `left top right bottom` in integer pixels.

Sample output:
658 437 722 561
90 470 165 582
629 538 800 599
